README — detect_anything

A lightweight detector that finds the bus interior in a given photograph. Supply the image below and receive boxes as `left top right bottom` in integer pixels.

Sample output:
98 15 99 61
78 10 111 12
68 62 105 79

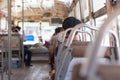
0 0 120 80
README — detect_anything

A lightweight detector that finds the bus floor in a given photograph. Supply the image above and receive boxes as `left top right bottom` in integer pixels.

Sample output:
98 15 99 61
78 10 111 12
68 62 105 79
2 60 51 80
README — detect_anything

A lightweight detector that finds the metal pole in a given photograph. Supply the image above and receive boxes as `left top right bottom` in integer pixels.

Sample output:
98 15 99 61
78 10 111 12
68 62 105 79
116 17 120 45
91 0 96 25
79 0 83 22
22 0 25 67
7 0 12 80
88 0 93 24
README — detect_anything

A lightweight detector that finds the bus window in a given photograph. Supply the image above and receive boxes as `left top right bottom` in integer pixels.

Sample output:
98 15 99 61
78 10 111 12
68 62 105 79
92 0 106 12
81 0 89 18
95 14 107 27
75 1 81 20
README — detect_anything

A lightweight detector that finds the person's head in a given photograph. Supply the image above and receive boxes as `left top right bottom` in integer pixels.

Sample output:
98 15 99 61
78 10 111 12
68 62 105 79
55 27 63 34
62 16 81 30
12 26 21 32
15 26 21 31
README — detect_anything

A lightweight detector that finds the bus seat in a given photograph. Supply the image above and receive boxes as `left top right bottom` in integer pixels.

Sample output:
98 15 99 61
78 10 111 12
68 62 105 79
57 42 113 80
97 64 120 80
71 47 117 80
72 63 120 80
56 41 91 80
71 41 90 57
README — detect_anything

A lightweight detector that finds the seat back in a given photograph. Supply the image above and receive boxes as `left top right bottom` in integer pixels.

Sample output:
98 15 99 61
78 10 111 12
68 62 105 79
56 41 91 80
71 47 116 80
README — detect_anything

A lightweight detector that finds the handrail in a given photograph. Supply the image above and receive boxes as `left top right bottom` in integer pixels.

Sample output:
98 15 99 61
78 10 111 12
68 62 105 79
7 0 12 80
61 28 73 43
66 23 97 47
57 24 98 44
107 30 120 62
66 30 93 47
55 28 73 71
57 31 65 43
81 7 120 80
108 30 120 47
82 24 99 31
73 23 99 31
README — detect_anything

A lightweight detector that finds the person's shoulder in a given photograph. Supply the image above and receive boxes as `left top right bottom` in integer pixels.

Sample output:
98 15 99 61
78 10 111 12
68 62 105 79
53 34 59 39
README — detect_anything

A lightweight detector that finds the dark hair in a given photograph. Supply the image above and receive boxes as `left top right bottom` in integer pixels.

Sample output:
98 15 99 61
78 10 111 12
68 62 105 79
55 27 63 34
12 26 21 32
62 17 81 30
15 26 21 31
12 27 16 31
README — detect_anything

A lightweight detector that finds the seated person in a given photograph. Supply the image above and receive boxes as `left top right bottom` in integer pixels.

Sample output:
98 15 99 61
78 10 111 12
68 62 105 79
24 45 32 66
62 16 81 40
49 27 63 69
49 17 81 80
12 26 32 66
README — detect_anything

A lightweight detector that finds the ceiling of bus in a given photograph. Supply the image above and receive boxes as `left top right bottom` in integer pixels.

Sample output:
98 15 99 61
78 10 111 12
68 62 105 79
0 0 74 22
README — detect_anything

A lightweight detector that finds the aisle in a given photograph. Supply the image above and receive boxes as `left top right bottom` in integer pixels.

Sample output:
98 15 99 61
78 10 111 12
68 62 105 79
4 61 50 80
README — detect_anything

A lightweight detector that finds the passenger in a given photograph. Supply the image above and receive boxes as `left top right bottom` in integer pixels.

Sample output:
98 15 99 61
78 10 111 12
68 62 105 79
49 27 63 80
12 26 32 67
39 36 43 43
44 40 50 48
50 27 63 50
62 16 81 40
49 27 63 69
12 26 21 33
50 17 81 80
